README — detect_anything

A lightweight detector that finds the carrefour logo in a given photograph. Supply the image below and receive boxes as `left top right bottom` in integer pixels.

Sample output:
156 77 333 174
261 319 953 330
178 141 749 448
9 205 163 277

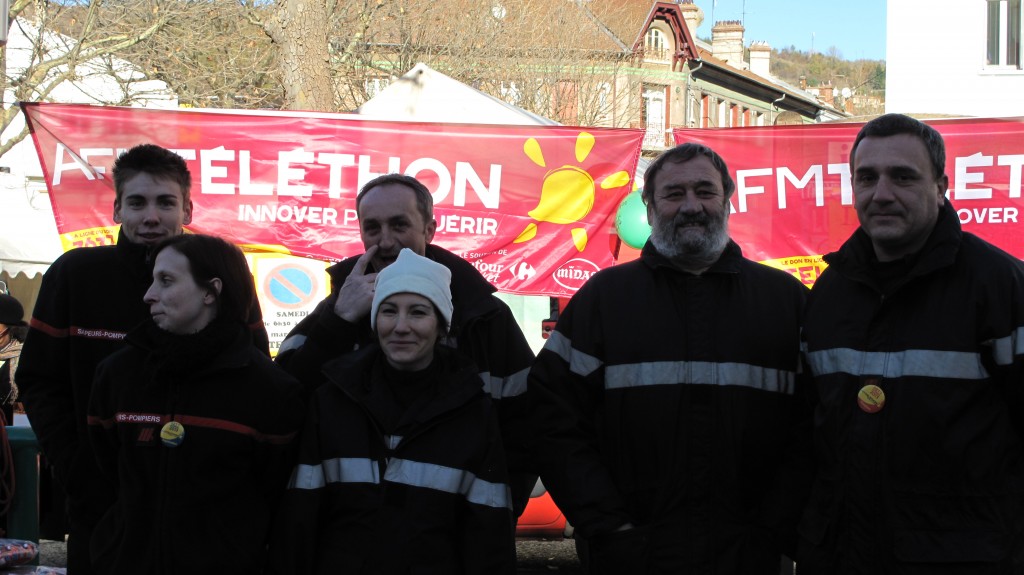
553 258 600 291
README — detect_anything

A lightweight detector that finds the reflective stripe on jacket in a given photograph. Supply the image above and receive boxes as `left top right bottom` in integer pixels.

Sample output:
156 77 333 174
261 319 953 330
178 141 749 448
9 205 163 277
799 200 1024 574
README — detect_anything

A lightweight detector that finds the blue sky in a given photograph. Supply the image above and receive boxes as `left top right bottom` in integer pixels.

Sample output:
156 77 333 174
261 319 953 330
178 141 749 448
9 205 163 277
694 0 887 62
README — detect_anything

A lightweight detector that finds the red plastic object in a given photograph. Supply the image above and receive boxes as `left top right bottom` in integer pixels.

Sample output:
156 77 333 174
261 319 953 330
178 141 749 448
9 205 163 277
515 491 568 538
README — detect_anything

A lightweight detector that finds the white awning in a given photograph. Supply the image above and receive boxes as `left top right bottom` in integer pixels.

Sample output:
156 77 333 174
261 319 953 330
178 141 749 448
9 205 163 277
0 177 62 278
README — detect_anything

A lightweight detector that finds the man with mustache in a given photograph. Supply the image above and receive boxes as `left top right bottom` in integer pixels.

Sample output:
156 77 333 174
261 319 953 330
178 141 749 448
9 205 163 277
275 173 537 517
529 143 811 574
798 114 1024 573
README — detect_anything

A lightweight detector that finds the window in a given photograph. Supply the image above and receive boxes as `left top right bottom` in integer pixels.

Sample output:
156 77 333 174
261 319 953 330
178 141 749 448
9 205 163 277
500 81 522 106
987 0 1022 68
645 29 670 62
642 85 666 148
596 82 612 121
365 77 389 97
532 80 548 111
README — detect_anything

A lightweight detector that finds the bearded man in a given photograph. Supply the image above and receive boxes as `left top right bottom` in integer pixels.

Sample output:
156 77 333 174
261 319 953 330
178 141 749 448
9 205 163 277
528 143 812 575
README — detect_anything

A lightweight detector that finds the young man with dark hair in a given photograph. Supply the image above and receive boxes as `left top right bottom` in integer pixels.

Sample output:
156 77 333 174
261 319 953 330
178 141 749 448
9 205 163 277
17 143 269 574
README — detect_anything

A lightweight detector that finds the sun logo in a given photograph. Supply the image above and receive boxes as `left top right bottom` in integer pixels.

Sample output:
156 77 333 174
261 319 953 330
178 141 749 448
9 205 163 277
515 132 631 252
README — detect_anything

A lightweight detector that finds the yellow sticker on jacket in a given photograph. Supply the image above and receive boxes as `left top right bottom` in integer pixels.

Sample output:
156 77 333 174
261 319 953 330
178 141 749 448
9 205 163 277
857 384 885 414
160 421 185 447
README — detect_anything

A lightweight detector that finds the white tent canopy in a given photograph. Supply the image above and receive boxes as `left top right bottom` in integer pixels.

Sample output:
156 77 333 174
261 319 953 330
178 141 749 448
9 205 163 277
357 63 559 126
0 164 63 278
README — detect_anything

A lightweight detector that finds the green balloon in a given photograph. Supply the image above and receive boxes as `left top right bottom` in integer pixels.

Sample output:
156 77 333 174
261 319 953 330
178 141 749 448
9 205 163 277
615 190 650 249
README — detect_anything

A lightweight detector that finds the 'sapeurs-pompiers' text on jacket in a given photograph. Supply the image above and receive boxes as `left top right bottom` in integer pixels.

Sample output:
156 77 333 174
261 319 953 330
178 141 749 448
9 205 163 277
799 200 1024 574
275 243 536 513
17 232 271 514
269 345 516 575
529 240 812 575
19 231 155 505
87 319 303 575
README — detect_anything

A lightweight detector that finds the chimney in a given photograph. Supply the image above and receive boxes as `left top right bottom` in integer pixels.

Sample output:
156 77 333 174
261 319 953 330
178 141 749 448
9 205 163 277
678 0 704 40
749 41 771 77
711 20 745 68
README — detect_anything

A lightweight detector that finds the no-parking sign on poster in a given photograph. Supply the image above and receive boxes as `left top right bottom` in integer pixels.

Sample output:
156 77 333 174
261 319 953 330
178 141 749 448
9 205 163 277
247 253 330 354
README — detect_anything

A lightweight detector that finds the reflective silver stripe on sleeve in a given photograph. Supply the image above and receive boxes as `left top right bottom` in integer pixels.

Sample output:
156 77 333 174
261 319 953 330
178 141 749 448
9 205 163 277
323 457 381 484
604 361 796 395
287 462 325 489
805 348 989 379
384 458 511 509
479 367 529 399
277 334 307 356
988 326 1024 366
288 457 381 490
544 330 603 377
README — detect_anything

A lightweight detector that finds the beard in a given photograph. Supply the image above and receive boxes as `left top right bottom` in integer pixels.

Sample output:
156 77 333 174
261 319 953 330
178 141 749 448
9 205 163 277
649 208 730 269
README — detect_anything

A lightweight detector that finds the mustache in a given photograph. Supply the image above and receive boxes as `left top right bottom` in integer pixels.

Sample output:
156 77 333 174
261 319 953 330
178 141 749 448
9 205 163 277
673 212 711 227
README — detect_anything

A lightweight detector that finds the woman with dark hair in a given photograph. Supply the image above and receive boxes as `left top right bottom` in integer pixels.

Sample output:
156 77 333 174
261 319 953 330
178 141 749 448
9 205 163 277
87 234 304 575
270 248 516 575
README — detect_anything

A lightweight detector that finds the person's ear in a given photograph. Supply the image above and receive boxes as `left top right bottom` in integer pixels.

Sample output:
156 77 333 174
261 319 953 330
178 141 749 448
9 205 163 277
424 218 437 244
936 174 949 206
205 278 223 304
183 201 194 226
112 202 122 223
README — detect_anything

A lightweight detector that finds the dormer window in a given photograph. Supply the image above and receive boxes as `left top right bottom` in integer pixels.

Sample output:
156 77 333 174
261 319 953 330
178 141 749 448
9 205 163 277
645 28 671 62
986 0 1022 68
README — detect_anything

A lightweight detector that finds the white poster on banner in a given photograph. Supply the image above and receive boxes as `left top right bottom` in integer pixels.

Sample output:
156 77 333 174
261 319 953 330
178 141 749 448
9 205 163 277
246 253 331 355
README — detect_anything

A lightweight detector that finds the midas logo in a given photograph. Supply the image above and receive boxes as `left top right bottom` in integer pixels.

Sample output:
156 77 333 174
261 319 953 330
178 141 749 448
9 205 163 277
553 258 600 291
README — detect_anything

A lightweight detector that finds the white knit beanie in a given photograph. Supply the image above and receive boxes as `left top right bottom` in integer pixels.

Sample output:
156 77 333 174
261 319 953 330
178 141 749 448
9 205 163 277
371 248 454 331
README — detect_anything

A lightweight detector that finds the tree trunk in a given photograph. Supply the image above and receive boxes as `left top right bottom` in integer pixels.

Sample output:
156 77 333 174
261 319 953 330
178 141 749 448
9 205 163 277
266 0 334 111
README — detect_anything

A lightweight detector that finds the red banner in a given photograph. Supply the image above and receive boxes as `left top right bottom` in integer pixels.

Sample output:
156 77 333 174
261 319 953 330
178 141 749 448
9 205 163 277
23 103 643 297
673 118 1024 284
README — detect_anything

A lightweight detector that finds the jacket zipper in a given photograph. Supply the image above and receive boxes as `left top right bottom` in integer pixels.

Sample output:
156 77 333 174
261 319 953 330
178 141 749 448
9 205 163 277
159 380 178 575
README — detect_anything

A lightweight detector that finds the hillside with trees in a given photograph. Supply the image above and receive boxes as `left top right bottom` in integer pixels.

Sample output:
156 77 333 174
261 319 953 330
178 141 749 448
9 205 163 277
689 32 888 116
772 46 885 90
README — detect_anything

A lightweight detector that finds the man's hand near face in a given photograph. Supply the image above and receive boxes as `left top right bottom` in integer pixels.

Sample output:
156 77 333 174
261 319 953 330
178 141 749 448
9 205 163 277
334 246 378 323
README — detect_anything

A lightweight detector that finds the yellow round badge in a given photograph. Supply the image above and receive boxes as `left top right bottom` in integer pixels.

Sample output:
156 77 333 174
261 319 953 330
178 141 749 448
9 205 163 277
857 384 886 413
160 421 186 447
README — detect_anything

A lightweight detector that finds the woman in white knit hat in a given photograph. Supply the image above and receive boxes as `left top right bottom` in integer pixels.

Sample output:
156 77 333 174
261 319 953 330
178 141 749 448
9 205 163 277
270 248 516 575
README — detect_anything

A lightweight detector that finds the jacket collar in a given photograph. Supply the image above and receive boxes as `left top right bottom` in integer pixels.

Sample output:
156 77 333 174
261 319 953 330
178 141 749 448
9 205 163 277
640 238 744 275
824 199 962 291
116 228 155 282
126 319 253 377
324 345 484 427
